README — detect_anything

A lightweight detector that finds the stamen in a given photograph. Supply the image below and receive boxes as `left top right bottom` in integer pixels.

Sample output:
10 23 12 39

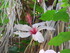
30 27 38 34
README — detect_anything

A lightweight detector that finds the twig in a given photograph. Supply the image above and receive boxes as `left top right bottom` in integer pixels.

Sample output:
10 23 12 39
33 1 36 23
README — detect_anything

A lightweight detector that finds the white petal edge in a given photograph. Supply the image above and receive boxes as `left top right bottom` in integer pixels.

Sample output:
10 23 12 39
46 21 55 27
14 31 31 38
32 22 46 28
45 50 56 53
38 26 55 31
39 49 45 53
32 32 44 43
14 24 32 31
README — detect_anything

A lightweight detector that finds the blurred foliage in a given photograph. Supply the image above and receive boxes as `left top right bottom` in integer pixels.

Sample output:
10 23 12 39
32 0 36 2
0 0 9 25
60 0 70 7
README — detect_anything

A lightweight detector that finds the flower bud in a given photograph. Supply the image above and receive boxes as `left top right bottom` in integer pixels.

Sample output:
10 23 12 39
25 13 32 26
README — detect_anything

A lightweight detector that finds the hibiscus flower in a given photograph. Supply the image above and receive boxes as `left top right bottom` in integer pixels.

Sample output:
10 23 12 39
14 22 55 43
39 49 60 53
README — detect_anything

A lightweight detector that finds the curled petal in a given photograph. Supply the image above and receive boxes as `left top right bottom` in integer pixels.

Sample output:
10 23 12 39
14 31 31 38
32 32 44 43
39 49 45 53
32 22 46 28
38 26 55 31
14 24 32 31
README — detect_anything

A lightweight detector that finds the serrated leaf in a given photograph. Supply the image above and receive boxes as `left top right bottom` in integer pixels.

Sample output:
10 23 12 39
40 8 69 22
60 49 70 53
54 11 69 22
40 10 56 21
48 32 70 46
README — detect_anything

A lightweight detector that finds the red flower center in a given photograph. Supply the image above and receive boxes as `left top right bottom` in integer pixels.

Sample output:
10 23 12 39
30 27 38 34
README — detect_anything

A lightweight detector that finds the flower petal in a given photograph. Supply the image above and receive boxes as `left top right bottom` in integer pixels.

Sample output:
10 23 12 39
32 22 46 28
39 49 45 53
32 34 38 41
45 50 56 53
32 32 44 43
38 26 55 31
14 24 32 31
46 21 55 27
46 27 55 30
14 31 31 38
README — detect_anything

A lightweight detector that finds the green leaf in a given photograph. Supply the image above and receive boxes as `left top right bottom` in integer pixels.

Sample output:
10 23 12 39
9 46 18 53
21 40 30 44
0 1 9 9
36 5 44 13
62 0 69 2
19 20 27 24
40 8 69 22
61 3 70 7
0 18 9 24
29 4 44 13
4 2 9 8
60 0 70 7
19 46 26 52
32 0 36 2
40 10 56 21
60 49 70 53
4 18 9 24
0 19 2 23
48 31 70 46
0 28 3 31
34 41 39 45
